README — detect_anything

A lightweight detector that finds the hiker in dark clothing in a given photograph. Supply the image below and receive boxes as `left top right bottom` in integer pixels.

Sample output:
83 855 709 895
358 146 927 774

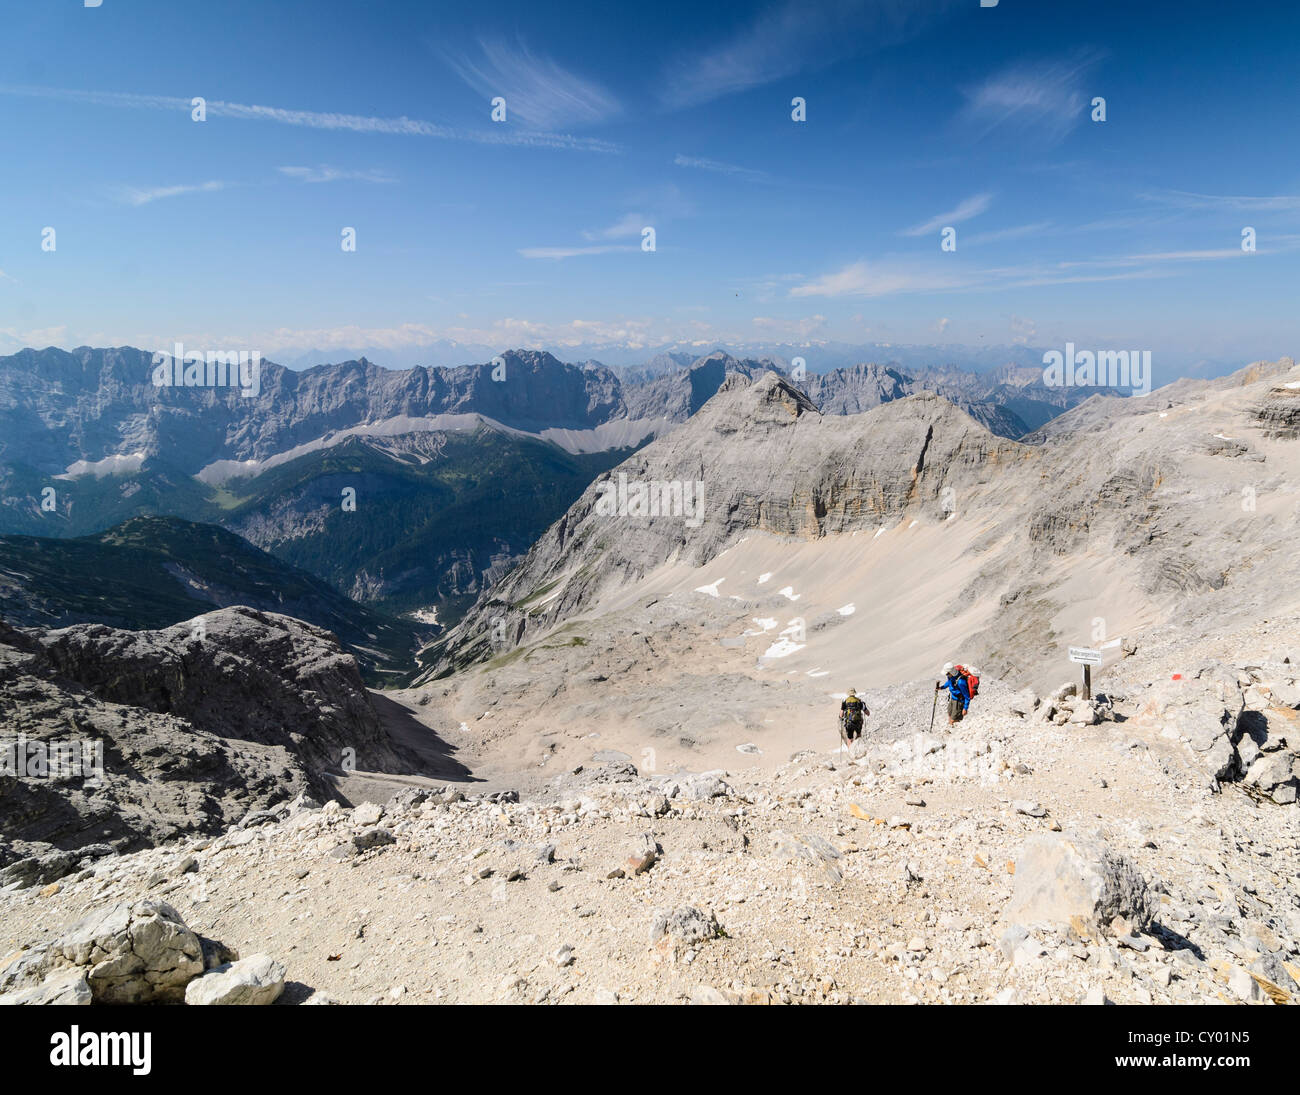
840 688 869 740
936 663 970 726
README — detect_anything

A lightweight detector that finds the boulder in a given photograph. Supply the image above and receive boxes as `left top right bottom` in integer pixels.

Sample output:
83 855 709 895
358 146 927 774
671 774 732 802
352 802 384 827
1268 682 1300 709
352 828 395 851
0 967 92 1006
184 954 286 1005
1138 668 1245 781
1007 689 1039 717
56 900 204 1004
1 900 206 1005
1005 832 1152 936
1243 751 1295 790
770 829 843 883
651 907 723 961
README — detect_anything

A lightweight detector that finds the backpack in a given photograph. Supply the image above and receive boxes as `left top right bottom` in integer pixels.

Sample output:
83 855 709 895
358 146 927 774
955 665 979 698
842 696 865 722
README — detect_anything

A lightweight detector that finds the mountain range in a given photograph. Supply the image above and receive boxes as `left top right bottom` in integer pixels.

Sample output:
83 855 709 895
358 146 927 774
0 344 1126 628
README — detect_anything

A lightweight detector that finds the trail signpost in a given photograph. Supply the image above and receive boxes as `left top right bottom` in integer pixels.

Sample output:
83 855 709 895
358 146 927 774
1068 646 1102 700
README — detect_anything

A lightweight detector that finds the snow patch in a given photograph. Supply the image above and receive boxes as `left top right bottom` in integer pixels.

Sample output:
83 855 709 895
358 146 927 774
777 586 801 602
837 603 856 616
761 637 805 659
694 578 724 597
757 572 772 584
59 451 147 479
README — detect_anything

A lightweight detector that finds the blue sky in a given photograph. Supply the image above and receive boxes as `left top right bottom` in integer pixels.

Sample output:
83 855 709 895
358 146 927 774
1 0 1297 375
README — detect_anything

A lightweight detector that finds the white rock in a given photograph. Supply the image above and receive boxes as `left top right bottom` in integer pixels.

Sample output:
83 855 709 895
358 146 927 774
184 954 286 1006
352 802 384 827
0 967 92 1006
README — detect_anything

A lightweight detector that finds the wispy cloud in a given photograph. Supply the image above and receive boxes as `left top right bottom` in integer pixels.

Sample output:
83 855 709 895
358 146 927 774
517 244 639 260
582 213 647 241
957 52 1102 141
673 153 768 181
788 240 1258 299
278 165 396 184
900 193 993 237
1139 188 1300 213
790 261 970 298
658 0 958 110
965 221 1052 246
118 180 229 206
550 186 691 253
0 85 620 153
443 37 621 130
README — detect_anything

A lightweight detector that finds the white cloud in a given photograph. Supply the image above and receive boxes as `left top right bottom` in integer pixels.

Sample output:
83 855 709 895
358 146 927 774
118 181 229 206
0 84 620 153
1139 189 1300 213
965 221 1052 246
1008 315 1036 344
673 154 767 180
444 37 621 130
582 213 647 241
790 261 970 298
900 192 993 237
517 244 639 260
277 165 396 184
657 0 957 110
0 325 69 351
957 52 1101 141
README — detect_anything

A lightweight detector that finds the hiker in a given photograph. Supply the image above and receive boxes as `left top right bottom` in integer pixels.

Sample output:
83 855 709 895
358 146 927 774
935 663 970 726
955 664 980 704
840 688 869 741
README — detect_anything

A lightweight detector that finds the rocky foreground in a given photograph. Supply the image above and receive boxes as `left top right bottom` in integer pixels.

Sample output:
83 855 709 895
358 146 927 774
2 623 1297 1006
0 606 422 884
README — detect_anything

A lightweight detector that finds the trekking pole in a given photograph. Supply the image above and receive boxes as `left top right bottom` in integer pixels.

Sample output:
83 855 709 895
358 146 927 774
928 688 938 734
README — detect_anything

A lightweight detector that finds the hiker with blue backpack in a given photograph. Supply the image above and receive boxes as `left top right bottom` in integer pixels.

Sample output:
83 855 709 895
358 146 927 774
936 662 972 726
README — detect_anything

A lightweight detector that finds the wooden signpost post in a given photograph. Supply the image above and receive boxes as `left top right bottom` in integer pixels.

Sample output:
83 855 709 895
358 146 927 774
1068 645 1102 700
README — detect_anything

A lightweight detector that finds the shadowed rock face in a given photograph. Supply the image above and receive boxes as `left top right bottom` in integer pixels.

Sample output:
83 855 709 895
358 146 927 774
1255 384 1300 439
0 607 420 876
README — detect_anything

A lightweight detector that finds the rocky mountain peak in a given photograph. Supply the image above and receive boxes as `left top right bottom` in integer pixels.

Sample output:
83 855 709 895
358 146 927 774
710 371 820 429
